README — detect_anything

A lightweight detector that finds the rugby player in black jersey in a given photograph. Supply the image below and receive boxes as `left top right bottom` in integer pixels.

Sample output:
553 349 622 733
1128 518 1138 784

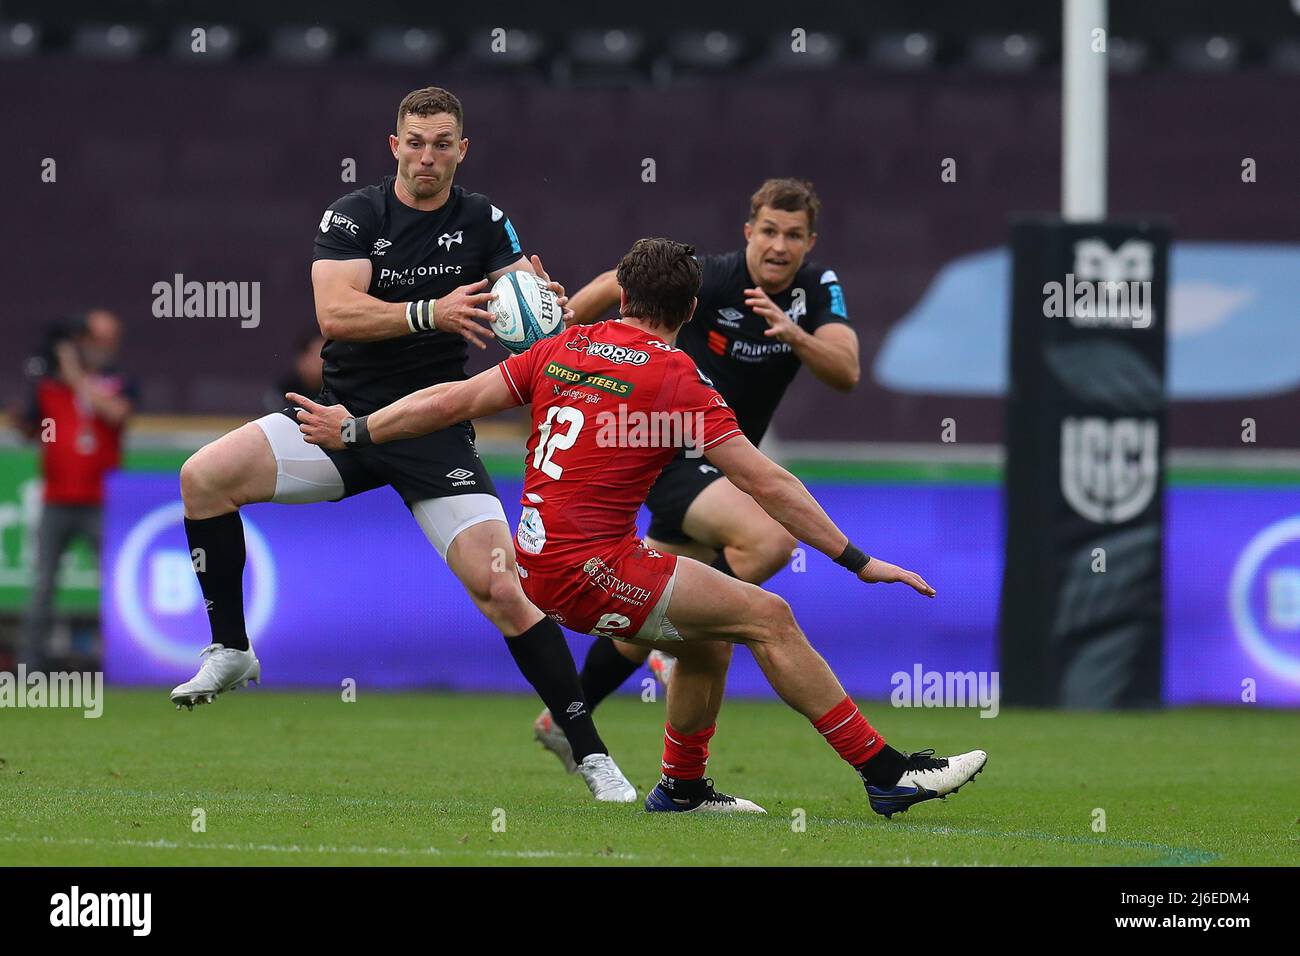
171 87 636 802
531 179 861 769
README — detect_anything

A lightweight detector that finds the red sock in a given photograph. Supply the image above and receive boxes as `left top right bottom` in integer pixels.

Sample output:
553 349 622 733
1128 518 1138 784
813 696 885 766
661 722 715 780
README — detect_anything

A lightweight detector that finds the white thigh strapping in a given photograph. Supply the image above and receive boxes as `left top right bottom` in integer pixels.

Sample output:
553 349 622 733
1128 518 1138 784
632 568 682 642
410 494 508 560
251 412 346 504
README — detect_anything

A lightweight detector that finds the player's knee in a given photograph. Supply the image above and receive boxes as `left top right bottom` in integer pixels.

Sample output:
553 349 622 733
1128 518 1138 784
180 451 222 512
752 592 797 643
483 567 528 614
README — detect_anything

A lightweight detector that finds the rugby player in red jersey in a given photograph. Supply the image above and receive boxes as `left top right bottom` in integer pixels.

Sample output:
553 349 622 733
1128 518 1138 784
290 238 987 817
536 178 852 770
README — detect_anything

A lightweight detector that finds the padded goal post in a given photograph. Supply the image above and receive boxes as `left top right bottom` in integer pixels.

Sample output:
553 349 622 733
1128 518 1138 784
999 219 1170 707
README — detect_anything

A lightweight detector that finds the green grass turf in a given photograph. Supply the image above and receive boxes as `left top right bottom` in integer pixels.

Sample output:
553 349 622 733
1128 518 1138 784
0 690 1296 866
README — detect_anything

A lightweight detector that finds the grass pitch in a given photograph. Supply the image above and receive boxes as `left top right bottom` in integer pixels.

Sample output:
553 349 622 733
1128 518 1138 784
1 690 1295 866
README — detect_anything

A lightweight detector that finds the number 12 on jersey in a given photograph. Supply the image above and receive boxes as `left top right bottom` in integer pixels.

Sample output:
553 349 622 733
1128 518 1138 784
532 405 585 479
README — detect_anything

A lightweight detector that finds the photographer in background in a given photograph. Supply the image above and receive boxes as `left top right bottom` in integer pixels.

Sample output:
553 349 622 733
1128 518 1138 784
12 309 134 670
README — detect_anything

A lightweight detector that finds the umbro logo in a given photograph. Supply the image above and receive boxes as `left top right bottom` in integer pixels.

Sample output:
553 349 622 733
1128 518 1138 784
717 307 744 328
437 230 464 250
204 599 214 611
565 701 585 715
446 467 476 486
371 238 391 256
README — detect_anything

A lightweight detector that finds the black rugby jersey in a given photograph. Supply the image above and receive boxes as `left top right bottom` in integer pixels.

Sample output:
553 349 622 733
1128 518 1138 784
676 249 849 444
312 177 523 414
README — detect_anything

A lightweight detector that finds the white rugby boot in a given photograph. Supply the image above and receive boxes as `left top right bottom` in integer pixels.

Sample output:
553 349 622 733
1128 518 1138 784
644 775 767 814
576 753 638 803
864 749 988 819
169 643 261 710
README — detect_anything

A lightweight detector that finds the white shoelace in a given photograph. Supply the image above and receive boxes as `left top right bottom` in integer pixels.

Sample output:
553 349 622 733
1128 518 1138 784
195 643 237 668
191 644 244 683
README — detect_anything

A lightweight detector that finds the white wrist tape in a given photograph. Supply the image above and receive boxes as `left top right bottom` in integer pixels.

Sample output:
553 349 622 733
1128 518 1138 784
406 299 436 334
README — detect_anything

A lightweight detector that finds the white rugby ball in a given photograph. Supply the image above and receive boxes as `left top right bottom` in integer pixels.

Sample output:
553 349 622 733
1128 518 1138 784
489 271 564 354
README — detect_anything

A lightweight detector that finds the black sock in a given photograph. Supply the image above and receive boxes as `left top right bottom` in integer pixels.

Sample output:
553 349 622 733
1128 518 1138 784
855 744 909 788
658 774 708 797
504 616 607 763
578 637 643 710
710 550 738 578
184 512 249 652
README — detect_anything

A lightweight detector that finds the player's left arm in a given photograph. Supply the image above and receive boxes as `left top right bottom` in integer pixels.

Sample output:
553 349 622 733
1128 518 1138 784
745 282 860 392
288 366 516 449
705 435 933 595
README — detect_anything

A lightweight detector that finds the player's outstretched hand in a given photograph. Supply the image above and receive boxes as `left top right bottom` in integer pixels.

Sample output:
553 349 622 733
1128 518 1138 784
531 254 576 327
287 392 352 451
745 286 800 344
434 278 498 350
857 557 936 598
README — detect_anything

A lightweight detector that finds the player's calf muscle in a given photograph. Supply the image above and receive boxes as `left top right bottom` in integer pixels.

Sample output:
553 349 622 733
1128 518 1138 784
727 527 797 583
663 643 729 733
749 637 845 720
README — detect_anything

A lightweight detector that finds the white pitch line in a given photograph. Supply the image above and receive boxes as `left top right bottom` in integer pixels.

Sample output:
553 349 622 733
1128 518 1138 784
0 833 640 862
1 833 442 857
0 834 968 866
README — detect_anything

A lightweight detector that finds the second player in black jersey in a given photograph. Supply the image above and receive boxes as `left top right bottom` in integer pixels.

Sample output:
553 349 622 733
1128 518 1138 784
530 178 861 760
677 247 849 444
172 87 638 804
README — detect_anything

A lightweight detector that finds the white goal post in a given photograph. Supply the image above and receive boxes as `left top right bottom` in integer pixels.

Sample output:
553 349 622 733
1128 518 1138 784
1062 0 1108 220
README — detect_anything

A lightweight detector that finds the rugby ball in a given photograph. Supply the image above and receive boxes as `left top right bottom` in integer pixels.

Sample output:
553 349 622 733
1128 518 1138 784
489 271 564 354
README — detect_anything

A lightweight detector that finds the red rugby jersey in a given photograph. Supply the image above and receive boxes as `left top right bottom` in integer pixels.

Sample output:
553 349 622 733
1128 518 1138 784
498 320 742 563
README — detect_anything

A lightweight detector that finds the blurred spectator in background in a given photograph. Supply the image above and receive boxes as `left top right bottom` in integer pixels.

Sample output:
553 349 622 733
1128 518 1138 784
263 332 325 413
12 309 134 670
